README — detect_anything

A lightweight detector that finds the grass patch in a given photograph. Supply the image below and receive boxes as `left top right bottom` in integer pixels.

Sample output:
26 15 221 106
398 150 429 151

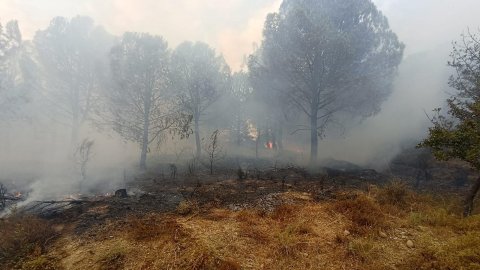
21 255 60 270
347 237 381 263
401 232 480 270
126 214 186 242
376 180 411 207
270 204 299 222
97 246 127 270
332 193 387 235
0 215 57 267
176 200 199 216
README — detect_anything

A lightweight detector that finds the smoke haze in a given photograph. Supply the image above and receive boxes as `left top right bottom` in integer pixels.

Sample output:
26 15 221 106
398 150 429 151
0 0 480 200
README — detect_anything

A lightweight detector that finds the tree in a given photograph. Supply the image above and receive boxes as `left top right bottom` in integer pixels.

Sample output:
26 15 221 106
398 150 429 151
203 129 224 175
34 16 112 146
250 0 404 163
171 42 231 157
229 71 254 146
74 138 94 192
419 30 480 216
0 20 25 120
108 32 191 170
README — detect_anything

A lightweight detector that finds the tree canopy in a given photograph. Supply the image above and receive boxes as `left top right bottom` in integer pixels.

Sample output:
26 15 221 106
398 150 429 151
108 32 191 169
171 41 231 157
250 0 404 163
419 30 480 216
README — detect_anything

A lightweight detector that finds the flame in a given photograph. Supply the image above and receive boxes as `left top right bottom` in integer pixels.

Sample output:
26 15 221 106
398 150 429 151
266 141 273 149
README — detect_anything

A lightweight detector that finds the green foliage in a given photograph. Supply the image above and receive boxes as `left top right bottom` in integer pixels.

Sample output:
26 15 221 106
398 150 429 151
419 31 480 169
418 30 480 216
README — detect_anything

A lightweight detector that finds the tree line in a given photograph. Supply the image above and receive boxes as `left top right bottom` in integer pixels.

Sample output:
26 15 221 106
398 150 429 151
0 0 404 169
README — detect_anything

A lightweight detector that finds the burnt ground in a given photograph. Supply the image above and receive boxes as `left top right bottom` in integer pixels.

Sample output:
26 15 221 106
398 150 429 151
30 159 472 238
36 166 387 235
2 157 480 270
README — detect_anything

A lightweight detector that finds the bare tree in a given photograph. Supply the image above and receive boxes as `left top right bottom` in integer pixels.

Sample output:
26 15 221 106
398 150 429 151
203 129 224 175
74 138 94 192
171 42 231 157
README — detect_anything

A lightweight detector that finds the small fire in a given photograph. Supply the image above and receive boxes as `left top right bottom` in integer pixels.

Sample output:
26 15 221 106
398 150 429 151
14 192 22 198
266 141 273 149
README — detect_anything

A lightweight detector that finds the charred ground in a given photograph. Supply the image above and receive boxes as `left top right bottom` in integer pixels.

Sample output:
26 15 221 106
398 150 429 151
1 151 480 270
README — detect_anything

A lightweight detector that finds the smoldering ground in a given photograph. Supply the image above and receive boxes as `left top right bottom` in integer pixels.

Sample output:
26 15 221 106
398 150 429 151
0 0 479 201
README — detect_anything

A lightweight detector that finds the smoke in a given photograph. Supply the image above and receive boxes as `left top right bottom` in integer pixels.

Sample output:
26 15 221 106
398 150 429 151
0 0 479 202
322 0 480 168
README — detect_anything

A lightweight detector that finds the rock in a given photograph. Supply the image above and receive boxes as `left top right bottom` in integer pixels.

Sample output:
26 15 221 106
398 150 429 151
406 240 414 248
379 231 388 238
115 189 128 198
343 230 351 236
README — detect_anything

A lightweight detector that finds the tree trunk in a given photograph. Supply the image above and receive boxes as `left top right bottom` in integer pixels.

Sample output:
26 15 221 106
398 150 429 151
140 94 151 170
140 119 149 171
310 113 318 165
194 113 201 157
71 87 81 149
255 129 261 159
71 119 79 150
277 123 284 151
464 176 480 217
235 115 242 146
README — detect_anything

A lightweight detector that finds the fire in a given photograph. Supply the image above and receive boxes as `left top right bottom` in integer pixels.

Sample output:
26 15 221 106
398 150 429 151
266 141 273 149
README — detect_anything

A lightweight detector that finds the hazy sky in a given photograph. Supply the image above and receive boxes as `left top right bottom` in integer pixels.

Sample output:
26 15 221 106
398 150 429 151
1 0 479 70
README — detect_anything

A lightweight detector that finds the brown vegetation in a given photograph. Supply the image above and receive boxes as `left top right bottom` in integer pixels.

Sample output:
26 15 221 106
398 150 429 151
0 214 58 269
1 182 480 270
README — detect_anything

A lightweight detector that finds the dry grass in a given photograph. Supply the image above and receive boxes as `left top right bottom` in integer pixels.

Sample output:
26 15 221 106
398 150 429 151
176 200 199 216
332 193 388 235
0 214 58 268
399 231 480 270
11 186 480 270
97 246 127 270
376 180 411 207
126 213 186 242
270 204 299 222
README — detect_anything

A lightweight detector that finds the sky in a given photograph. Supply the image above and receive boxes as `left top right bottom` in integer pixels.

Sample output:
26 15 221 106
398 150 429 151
0 0 479 70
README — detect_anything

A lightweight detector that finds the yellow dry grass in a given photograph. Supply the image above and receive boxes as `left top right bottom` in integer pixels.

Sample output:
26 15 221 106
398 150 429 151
11 187 480 270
